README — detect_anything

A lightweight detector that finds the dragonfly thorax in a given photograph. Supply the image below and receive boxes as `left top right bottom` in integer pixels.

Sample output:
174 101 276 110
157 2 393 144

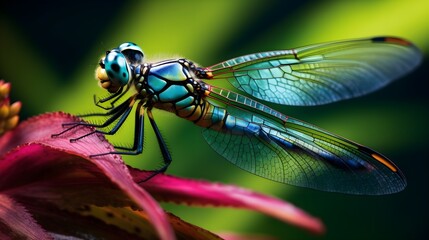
135 59 207 114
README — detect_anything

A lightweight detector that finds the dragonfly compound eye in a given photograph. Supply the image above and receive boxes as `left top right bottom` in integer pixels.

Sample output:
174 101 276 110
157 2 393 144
99 50 131 93
118 42 144 66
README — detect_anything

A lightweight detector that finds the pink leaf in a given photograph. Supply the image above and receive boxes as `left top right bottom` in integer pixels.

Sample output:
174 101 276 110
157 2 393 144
0 112 175 240
219 232 277 240
0 194 51 239
131 168 325 234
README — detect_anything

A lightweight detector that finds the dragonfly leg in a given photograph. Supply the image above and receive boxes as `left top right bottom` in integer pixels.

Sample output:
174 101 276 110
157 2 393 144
93 85 130 110
73 96 132 119
69 99 134 142
90 104 171 183
95 86 123 102
136 108 172 183
51 95 134 138
90 100 145 157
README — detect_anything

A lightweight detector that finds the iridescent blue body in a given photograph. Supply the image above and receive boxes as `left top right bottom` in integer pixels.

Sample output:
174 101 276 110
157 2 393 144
132 59 261 135
60 37 421 195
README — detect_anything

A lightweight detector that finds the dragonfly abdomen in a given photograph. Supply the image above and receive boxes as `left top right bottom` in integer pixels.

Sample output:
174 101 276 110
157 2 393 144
193 100 261 135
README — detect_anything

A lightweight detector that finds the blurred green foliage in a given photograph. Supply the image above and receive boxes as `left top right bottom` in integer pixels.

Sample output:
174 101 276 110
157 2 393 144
1 0 428 239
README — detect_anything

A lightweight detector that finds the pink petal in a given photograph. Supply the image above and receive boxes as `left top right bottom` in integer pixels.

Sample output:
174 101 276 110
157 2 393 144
131 169 325 234
0 112 175 240
0 193 51 239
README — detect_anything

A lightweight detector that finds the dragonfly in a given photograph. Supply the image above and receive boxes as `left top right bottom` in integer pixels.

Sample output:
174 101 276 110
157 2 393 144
54 36 421 195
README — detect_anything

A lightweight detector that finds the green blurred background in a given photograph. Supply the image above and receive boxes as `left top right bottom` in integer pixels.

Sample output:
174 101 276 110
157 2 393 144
1 0 428 239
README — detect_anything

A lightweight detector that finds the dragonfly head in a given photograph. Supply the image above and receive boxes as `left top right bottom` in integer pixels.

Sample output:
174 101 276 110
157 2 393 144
96 42 144 93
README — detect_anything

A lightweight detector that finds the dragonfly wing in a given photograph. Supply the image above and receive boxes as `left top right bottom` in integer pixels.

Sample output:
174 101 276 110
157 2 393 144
203 86 406 194
207 37 421 106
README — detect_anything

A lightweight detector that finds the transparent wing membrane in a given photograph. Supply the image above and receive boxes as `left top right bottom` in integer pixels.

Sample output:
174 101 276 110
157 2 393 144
208 37 421 105
204 85 406 194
